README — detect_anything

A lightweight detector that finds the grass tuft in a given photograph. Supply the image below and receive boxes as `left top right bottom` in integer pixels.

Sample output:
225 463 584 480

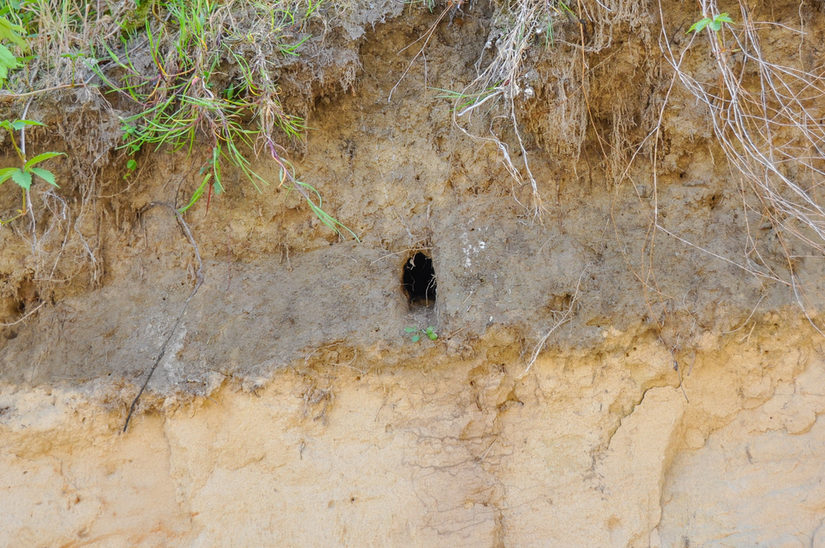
85 0 353 235
0 0 354 237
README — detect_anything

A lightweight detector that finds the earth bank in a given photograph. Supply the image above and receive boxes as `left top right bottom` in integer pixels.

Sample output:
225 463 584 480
1 1 825 545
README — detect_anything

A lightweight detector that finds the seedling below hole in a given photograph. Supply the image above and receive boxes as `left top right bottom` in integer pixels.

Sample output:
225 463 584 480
405 326 438 343
688 12 733 33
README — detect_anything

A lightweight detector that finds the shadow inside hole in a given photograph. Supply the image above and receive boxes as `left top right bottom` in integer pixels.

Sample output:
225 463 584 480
403 252 436 307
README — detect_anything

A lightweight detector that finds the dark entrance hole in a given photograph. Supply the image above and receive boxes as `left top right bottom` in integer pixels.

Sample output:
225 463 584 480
403 252 436 306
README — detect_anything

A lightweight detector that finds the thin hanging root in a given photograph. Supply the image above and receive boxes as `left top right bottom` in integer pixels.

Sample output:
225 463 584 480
388 1 458 103
658 0 825 253
520 267 586 378
122 202 204 433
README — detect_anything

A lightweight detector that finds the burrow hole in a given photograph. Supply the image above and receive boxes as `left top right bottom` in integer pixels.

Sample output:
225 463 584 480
403 252 436 307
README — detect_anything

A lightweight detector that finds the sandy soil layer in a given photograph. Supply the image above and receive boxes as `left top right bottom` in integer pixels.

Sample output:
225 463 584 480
2 319 824 546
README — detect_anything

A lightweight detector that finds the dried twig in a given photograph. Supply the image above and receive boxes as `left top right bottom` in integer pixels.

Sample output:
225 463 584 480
520 267 587 377
0 301 46 327
122 202 204 433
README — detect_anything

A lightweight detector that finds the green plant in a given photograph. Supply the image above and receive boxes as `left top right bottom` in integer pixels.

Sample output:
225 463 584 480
432 85 501 115
0 15 63 224
688 12 733 33
0 120 62 189
0 119 64 223
90 0 356 238
0 14 25 85
405 325 438 343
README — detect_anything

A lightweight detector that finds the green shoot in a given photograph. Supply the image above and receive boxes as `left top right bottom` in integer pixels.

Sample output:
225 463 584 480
0 120 63 189
688 12 733 34
432 85 503 114
405 325 438 343
0 118 64 224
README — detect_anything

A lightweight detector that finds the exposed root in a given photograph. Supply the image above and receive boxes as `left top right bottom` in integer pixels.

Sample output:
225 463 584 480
653 0 825 332
0 301 45 327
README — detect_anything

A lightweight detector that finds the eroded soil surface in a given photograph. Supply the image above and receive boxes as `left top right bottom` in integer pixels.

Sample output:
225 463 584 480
2 1 825 545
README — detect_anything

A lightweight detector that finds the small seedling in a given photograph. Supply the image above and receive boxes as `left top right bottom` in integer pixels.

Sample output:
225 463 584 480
0 119 63 190
0 119 63 224
688 12 733 33
122 158 138 181
405 326 438 343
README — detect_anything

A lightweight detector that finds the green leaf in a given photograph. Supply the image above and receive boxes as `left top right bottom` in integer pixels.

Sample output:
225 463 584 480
211 146 224 194
24 151 64 169
0 43 19 70
689 13 733 33
11 169 31 189
688 17 710 33
0 166 18 184
0 17 27 49
411 334 420 343
11 119 44 130
30 167 57 187
126 159 138 171
404 327 417 333
425 327 438 340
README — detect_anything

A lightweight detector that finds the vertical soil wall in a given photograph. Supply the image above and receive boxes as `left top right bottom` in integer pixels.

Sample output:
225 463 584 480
1 1 825 545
